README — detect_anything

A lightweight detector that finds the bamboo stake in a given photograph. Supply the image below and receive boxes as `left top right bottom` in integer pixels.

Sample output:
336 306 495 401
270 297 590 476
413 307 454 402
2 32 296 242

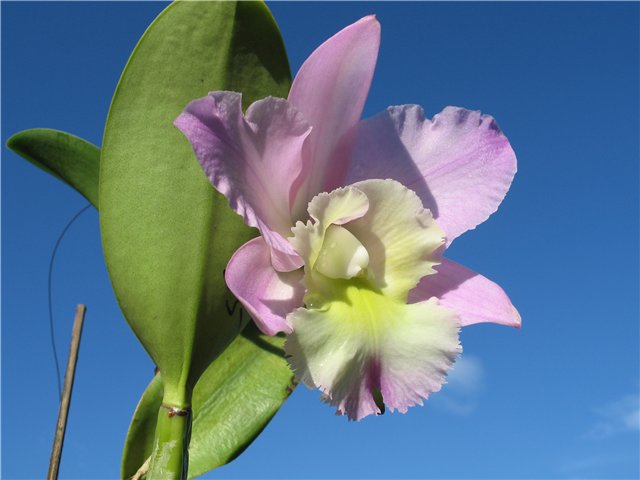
47 304 86 480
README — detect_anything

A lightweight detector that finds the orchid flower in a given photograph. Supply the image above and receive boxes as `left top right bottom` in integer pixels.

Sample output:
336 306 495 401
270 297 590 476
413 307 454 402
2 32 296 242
175 16 519 420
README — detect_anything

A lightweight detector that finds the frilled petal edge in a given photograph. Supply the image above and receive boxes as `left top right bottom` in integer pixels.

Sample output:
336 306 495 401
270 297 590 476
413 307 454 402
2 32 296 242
286 291 461 421
175 91 310 271
225 237 305 336
346 105 517 245
347 179 445 300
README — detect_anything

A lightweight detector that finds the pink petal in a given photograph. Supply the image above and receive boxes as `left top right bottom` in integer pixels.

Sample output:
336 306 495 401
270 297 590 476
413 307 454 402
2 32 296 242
409 258 521 328
225 237 305 336
175 92 311 271
269 244 305 272
346 105 517 244
288 16 381 217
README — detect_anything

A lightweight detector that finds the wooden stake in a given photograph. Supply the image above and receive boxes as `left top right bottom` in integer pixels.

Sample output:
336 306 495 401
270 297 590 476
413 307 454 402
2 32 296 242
47 304 86 480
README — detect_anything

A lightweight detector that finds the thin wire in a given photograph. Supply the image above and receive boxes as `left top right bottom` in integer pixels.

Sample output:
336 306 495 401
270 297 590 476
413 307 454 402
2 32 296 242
48 204 92 401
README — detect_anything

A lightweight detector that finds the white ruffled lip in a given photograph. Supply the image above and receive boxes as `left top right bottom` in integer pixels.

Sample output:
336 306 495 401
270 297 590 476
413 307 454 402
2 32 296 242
284 179 458 420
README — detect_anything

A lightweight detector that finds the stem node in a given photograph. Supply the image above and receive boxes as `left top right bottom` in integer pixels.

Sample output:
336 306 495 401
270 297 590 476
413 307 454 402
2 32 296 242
146 403 192 480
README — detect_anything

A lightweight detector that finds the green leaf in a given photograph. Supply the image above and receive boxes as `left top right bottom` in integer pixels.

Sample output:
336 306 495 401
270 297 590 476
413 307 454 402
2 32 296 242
122 370 163 479
6 128 100 207
3 127 297 475
121 322 296 479
99 0 291 403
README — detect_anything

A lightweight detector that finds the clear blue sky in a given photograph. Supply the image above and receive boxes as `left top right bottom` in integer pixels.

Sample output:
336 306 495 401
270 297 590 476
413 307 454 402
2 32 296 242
2 2 638 479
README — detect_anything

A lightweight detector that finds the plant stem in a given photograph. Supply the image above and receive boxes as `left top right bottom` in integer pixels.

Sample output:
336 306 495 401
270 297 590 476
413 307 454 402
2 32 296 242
147 403 192 480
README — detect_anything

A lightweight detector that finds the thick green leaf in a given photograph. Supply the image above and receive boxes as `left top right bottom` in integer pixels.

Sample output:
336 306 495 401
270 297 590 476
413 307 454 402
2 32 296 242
4 126 296 476
122 371 163 479
6 128 100 207
122 322 296 479
99 1 291 403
